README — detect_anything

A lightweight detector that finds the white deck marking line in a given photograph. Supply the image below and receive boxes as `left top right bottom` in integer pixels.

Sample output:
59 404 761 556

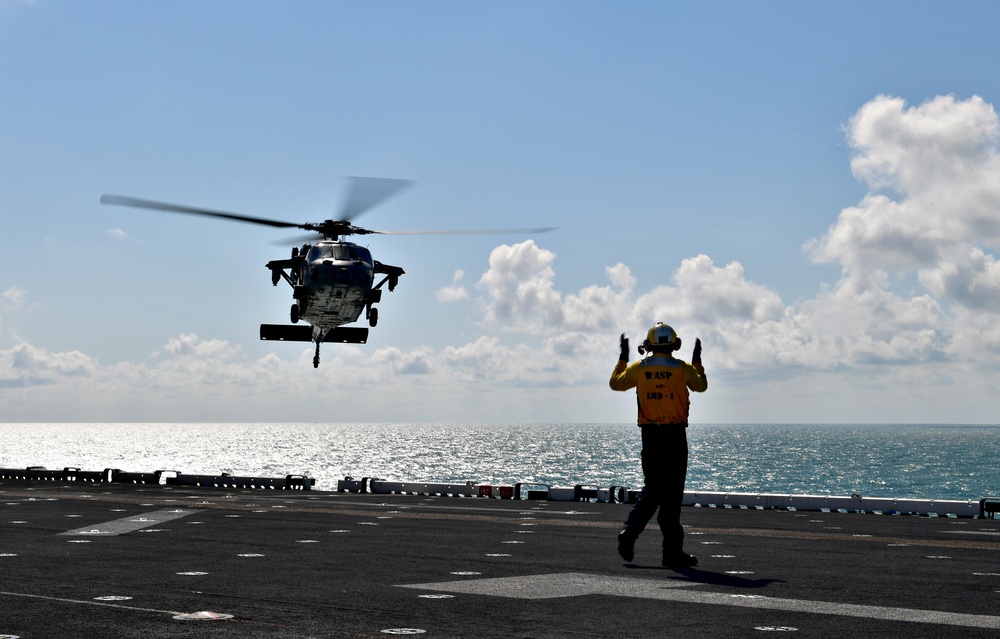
946 530 1000 536
397 572 1000 630
0 591 180 616
58 509 197 536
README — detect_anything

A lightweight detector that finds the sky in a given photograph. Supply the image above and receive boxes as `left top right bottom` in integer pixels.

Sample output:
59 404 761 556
2 1 1000 424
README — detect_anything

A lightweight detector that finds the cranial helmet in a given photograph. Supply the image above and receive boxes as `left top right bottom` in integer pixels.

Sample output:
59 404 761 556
644 322 681 352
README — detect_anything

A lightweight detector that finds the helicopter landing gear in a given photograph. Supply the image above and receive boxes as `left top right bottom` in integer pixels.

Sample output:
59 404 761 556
290 304 300 324
368 306 379 327
313 341 320 369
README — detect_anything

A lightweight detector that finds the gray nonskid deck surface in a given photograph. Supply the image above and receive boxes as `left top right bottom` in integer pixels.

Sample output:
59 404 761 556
1 482 999 638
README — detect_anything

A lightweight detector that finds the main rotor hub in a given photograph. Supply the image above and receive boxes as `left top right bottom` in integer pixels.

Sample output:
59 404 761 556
304 220 377 240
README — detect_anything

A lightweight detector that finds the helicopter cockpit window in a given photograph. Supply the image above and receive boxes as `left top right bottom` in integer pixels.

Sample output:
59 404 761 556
308 245 347 261
306 244 373 264
349 246 373 265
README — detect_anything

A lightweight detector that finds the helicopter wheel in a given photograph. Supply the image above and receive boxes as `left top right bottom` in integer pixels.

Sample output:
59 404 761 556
368 307 378 327
313 342 321 368
290 304 300 324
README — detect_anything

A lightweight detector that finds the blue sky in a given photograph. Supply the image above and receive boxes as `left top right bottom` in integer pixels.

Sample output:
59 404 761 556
2 1 1000 423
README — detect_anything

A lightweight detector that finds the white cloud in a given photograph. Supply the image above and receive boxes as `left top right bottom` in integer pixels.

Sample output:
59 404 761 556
436 269 470 302
0 343 96 387
918 246 1000 312
159 333 241 360
440 336 527 382
848 94 1000 202
370 345 432 375
560 263 635 332
476 242 639 335
106 227 134 241
477 240 563 329
2 286 27 312
809 94 1000 312
467 239 956 376
633 255 783 326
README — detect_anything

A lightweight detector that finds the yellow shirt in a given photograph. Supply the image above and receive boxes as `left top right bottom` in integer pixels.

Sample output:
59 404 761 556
609 355 707 426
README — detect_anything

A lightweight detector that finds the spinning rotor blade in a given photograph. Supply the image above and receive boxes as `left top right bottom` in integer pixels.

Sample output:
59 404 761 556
103 179 556 242
275 226 556 245
339 177 413 221
100 194 303 230
378 227 557 235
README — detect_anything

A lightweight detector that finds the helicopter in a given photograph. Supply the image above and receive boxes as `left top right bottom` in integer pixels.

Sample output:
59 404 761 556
101 177 554 368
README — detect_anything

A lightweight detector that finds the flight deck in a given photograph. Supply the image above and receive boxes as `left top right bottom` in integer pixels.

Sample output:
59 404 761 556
1 478 999 638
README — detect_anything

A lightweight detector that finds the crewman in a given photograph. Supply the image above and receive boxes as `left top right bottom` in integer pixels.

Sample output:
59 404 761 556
610 323 707 567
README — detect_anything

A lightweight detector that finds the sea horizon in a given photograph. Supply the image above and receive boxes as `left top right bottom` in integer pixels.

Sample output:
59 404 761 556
1 422 997 501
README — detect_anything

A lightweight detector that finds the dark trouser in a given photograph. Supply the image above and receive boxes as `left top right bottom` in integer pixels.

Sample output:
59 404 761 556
621 426 688 554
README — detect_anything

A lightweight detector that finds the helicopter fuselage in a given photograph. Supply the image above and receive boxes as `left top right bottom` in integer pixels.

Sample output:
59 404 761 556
294 241 375 330
264 239 404 366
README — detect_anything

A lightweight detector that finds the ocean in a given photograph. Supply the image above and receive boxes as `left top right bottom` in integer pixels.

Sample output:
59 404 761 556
0 423 996 501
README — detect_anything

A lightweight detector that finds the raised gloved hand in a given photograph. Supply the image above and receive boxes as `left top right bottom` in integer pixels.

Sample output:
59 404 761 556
619 333 630 361
692 338 702 365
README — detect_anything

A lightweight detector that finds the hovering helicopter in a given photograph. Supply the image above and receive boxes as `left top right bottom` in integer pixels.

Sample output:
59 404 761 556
101 177 554 368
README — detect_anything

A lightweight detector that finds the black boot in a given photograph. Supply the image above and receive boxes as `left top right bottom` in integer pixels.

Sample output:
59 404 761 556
617 531 636 562
662 551 698 567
